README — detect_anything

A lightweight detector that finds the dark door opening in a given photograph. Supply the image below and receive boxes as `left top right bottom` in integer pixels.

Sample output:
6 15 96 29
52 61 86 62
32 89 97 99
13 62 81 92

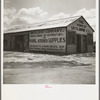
15 35 24 52
76 34 81 53
83 35 87 53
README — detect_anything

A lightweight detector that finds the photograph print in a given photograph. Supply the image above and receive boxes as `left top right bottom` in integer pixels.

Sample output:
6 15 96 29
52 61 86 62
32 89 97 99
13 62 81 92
3 0 96 84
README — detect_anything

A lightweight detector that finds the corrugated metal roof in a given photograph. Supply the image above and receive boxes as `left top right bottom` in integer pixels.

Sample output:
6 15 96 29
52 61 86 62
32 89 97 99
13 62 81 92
4 16 81 33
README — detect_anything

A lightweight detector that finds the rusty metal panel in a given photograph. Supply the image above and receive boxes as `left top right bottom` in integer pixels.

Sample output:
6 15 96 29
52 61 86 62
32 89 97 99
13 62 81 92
4 35 11 51
10 35 15 50
24 34 29 52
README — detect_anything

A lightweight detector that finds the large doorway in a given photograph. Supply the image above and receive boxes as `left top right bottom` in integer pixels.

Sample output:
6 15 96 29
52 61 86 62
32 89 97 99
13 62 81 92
15 35 24 51
76 34 81 53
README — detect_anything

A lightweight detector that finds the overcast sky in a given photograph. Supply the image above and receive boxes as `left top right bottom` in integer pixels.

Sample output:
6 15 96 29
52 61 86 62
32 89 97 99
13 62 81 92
4 0 96 40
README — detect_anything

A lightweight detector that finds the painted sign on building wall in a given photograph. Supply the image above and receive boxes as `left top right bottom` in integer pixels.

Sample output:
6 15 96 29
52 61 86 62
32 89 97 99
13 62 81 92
29 28 66 52
67 17 93 34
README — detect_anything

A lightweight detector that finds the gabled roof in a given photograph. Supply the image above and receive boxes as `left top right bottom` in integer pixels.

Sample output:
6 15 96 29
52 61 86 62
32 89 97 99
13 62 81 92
4 15 94 33
81 16 94 32
4 16 81 33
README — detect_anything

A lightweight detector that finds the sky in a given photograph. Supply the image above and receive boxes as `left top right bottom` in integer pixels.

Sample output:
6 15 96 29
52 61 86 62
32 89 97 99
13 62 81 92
4 0 96 40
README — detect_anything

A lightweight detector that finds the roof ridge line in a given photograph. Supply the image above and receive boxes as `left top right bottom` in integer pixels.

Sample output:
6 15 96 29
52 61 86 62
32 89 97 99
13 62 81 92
28 15 82 26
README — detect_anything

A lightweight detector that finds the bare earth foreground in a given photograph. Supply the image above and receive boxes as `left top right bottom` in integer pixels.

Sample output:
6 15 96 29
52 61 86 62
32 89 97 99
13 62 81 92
3 51 95 84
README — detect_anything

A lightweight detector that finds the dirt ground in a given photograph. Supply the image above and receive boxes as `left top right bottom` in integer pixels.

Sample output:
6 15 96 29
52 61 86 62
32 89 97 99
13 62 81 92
3 51 95 84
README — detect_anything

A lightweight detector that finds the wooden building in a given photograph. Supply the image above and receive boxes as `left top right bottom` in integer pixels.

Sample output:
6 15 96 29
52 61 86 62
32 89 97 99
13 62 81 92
4 16 94 54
